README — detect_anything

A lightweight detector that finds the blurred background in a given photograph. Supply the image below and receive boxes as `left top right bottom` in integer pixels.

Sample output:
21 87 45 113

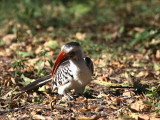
0 0 160 53
0 0 160 81
0 0 160 119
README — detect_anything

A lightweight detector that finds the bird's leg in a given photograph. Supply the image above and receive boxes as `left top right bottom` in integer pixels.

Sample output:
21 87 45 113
52 84 57 92
58 84 73 100
58 89 73 100
63 93 74 100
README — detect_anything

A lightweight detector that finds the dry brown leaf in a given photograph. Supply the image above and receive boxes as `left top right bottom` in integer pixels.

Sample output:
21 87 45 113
31 111 37 115
32 115 46 119
95 106 103 112
35 46 43 54
78 107 88 112
130 100 151 112
134 27 145 32
27 58 39 66
0 49 12 57
0 115 9 120
2 34 17 45
136 71 146 78
130 100 144 112
24 66 34 72
47 26 54 32
76 96 87 102
138 114 150 120
150 116 160 120
11 77 17 84
155 50 160 60
75 32 86 40
145 72 155 78
9 43 21 51
76 115 100 120
94 59 100 65
122 90 135 97
110 105 118 110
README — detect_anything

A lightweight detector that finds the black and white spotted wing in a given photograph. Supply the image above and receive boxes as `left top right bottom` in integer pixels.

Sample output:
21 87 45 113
52 60 73 89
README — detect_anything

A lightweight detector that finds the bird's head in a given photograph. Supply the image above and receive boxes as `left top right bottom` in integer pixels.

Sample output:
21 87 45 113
51 42 84 77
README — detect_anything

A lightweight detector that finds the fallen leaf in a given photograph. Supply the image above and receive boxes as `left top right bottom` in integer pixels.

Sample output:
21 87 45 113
76 115 100 120
32 115 46 119
76 96 86 102
130 100 151 112
2 34 17 45
110 105 118 110
138 114 150 120
75 32 86 40
0 115 9 120
136 71 146 78
122 90 134 97
155 50 160 60
78 107 88 112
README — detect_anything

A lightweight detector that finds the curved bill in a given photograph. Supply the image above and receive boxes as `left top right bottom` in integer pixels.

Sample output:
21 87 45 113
51 51 68 77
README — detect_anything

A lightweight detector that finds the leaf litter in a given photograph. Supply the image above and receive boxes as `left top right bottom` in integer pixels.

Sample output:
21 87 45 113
0 1 160 120
1 32 159 119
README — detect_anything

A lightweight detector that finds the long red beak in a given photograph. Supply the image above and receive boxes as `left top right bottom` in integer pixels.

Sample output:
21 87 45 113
51 51 68 77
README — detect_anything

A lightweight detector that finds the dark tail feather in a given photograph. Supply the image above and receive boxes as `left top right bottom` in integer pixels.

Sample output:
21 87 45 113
22 75 52 91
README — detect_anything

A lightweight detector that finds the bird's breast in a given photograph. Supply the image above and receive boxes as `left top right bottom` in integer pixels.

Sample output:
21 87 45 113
70 61 92 86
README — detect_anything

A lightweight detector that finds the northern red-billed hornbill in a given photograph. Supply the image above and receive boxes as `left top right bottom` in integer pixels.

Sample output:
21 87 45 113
23 42 94 100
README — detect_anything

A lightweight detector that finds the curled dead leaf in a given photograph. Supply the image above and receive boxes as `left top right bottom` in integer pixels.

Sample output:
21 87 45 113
130 100 151 112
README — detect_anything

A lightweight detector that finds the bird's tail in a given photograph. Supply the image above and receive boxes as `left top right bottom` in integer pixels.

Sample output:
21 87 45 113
22 75 52 91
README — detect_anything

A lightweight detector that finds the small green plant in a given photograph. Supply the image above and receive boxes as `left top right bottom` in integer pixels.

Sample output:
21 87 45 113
130 28 160 47
36 51 52 77
20 74 35 86
146 86 160 99
0 40 5 46
12 59 27 77
16 51 35 58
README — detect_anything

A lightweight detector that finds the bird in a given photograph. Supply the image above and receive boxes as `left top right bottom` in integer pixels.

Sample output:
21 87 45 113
23 42 94 100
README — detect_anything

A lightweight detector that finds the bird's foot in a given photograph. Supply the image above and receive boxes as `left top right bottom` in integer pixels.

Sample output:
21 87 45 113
62 94 74 101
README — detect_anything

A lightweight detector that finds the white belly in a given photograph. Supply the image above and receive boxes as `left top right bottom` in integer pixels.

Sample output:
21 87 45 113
70 60 92 89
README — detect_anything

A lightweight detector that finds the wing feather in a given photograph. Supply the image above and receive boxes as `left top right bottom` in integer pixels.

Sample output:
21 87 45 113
84 57 94 74
52 60 73 88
